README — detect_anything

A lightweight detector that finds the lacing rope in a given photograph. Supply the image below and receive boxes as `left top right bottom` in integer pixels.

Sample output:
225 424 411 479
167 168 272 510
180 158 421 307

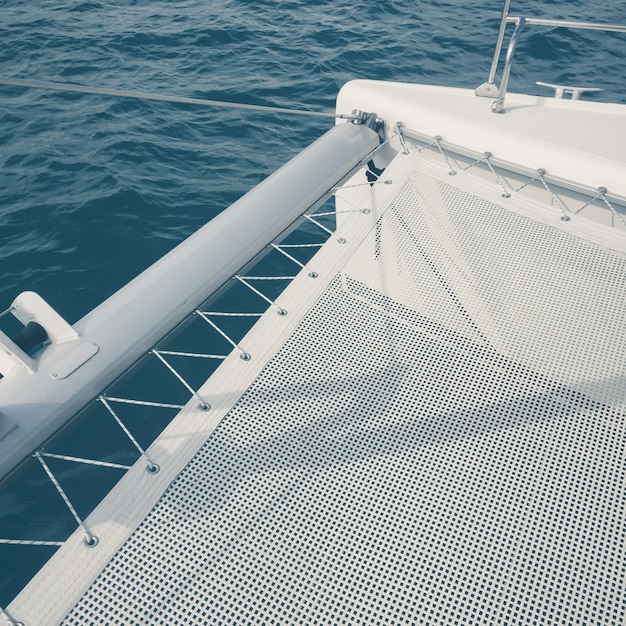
324 129 398 215
34 450 98 547
271 243 318 278
516 168 570 221
98 396 160 472
409 130 625 226
395 122 410 155
0 154 378 575
306 210 334 217
156 349 227 360
237 275 296 281
331 182 391 214
234 275 287 316
40 451 131 471
433 136 457 175
0 538 64 547
576 187 626 227
464 152 511 198
331 180 392 193
278 243 323 248
195 310 251 360
0 451 134 551
0 76 360 120
105 397 185 410
201 311 263 317
304 213 345 243
514 168 542 195
149 352 210 410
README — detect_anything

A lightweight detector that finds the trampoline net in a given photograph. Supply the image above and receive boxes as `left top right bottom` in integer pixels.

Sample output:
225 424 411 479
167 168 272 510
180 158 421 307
62 152 626 625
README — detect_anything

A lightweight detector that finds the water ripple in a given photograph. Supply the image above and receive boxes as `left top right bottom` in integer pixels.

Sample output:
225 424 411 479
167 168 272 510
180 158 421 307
0 0 623 321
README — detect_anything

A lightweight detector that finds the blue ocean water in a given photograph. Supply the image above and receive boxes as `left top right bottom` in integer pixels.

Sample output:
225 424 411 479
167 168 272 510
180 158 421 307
0 0 624 611
1 0 625 323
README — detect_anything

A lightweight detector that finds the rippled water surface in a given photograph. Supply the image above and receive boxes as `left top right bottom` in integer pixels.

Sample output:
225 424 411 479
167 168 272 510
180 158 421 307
1 0 625 321
0 0 625 608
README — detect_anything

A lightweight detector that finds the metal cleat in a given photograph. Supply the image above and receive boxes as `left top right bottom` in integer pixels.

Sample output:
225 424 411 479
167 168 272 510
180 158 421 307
536 81 603 100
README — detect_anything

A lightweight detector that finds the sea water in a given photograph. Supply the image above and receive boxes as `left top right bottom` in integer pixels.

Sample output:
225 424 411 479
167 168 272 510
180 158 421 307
0 0 624 609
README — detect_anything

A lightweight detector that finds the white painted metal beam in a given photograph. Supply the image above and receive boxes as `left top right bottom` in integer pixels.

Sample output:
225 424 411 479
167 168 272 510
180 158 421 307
0 121 380 480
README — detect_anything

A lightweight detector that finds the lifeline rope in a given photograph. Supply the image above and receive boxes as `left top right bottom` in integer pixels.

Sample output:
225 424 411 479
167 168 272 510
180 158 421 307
0 76 359 120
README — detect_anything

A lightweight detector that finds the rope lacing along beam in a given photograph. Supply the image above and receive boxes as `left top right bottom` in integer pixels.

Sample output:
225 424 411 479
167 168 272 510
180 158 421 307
234 275 288 316
270 243 318 278
33 450 98 548
276 243 323 248
515 168 570 221
39 451 131 471
98 395 160 472
395 122 410 155
195 310 252 360
433 136 458 176
575 186 626 227
463 151 511 198
401 128 626 228
406 132 456 174
312 209 371 217
0 538 64 547
0 149 380 584
200 311 263 317
149 351 211 411
323 191 376 215
0 449 136 551
330 179 393 193
104 396 185 410
155 349 227 360
236 275 296 281
303 213 346 244
0 360 199 556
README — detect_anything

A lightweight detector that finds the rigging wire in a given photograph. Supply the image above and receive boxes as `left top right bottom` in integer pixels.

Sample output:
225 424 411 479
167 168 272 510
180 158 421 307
0 76 359 120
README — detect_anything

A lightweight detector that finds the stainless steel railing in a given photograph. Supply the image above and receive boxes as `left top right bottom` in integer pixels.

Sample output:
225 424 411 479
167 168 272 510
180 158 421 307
476 0 626 113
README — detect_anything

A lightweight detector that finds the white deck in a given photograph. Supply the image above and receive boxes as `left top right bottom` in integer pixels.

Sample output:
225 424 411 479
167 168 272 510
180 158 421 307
338 80 626 199
8 134 626 624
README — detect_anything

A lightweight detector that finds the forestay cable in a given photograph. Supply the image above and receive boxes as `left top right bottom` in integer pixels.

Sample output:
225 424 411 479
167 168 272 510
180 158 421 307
0 76 358 120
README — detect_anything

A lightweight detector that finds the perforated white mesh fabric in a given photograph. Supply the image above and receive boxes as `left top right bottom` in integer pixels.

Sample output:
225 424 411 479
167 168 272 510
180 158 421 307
345 160 626 408
61 153 626 625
